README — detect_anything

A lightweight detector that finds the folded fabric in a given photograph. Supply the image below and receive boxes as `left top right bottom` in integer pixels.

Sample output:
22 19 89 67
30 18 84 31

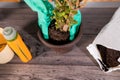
87 7 120 72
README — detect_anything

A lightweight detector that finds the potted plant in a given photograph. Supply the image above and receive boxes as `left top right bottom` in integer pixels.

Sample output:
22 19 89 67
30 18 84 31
24 0 87 53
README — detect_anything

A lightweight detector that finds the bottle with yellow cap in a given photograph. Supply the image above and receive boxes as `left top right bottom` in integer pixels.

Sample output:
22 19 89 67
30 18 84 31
2 27 32 63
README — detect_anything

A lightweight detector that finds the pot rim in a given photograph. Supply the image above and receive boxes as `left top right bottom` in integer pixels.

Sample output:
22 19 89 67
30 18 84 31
37 25 82 48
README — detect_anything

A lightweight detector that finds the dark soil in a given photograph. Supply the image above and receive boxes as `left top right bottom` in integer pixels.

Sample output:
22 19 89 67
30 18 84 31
97 44 120 68
48 20 70 45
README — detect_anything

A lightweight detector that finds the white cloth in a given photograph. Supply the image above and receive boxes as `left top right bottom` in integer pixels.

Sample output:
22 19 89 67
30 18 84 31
87 7 120 72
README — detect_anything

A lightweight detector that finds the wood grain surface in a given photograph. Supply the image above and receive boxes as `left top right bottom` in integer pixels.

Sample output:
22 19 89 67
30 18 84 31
0 6 120 80
0 0 20 2
0 0 120 2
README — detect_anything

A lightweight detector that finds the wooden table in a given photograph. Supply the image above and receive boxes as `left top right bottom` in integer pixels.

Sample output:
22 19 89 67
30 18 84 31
0 6 120 80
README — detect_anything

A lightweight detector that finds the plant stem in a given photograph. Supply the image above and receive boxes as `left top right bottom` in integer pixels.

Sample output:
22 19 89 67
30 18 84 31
56 0 62 6
64 0 74 9
76 0 80 8
79 0 87 8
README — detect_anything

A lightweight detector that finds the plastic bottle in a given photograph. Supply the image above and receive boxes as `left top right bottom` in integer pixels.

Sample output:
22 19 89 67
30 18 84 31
2 27 32 63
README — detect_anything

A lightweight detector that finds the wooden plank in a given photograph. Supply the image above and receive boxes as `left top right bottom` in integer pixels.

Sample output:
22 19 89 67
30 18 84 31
0 7 120 80
8 33 96 66
0 8 117 35
0 0 19 2
0 8 35 14
81 8 117 35
0 64 120 80
10 55 96 66
0 29 96 66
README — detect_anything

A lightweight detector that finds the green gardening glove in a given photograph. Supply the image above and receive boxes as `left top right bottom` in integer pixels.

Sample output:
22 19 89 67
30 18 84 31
24 0 54 39
70 10 82 40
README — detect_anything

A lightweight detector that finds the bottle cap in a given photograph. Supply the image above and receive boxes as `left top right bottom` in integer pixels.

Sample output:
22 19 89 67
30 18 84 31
3 27 17 41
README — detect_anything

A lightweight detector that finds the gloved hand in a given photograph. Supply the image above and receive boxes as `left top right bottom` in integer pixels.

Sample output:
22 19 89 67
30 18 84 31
24 0 54 39
24 0 82 40
70 10 82 40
